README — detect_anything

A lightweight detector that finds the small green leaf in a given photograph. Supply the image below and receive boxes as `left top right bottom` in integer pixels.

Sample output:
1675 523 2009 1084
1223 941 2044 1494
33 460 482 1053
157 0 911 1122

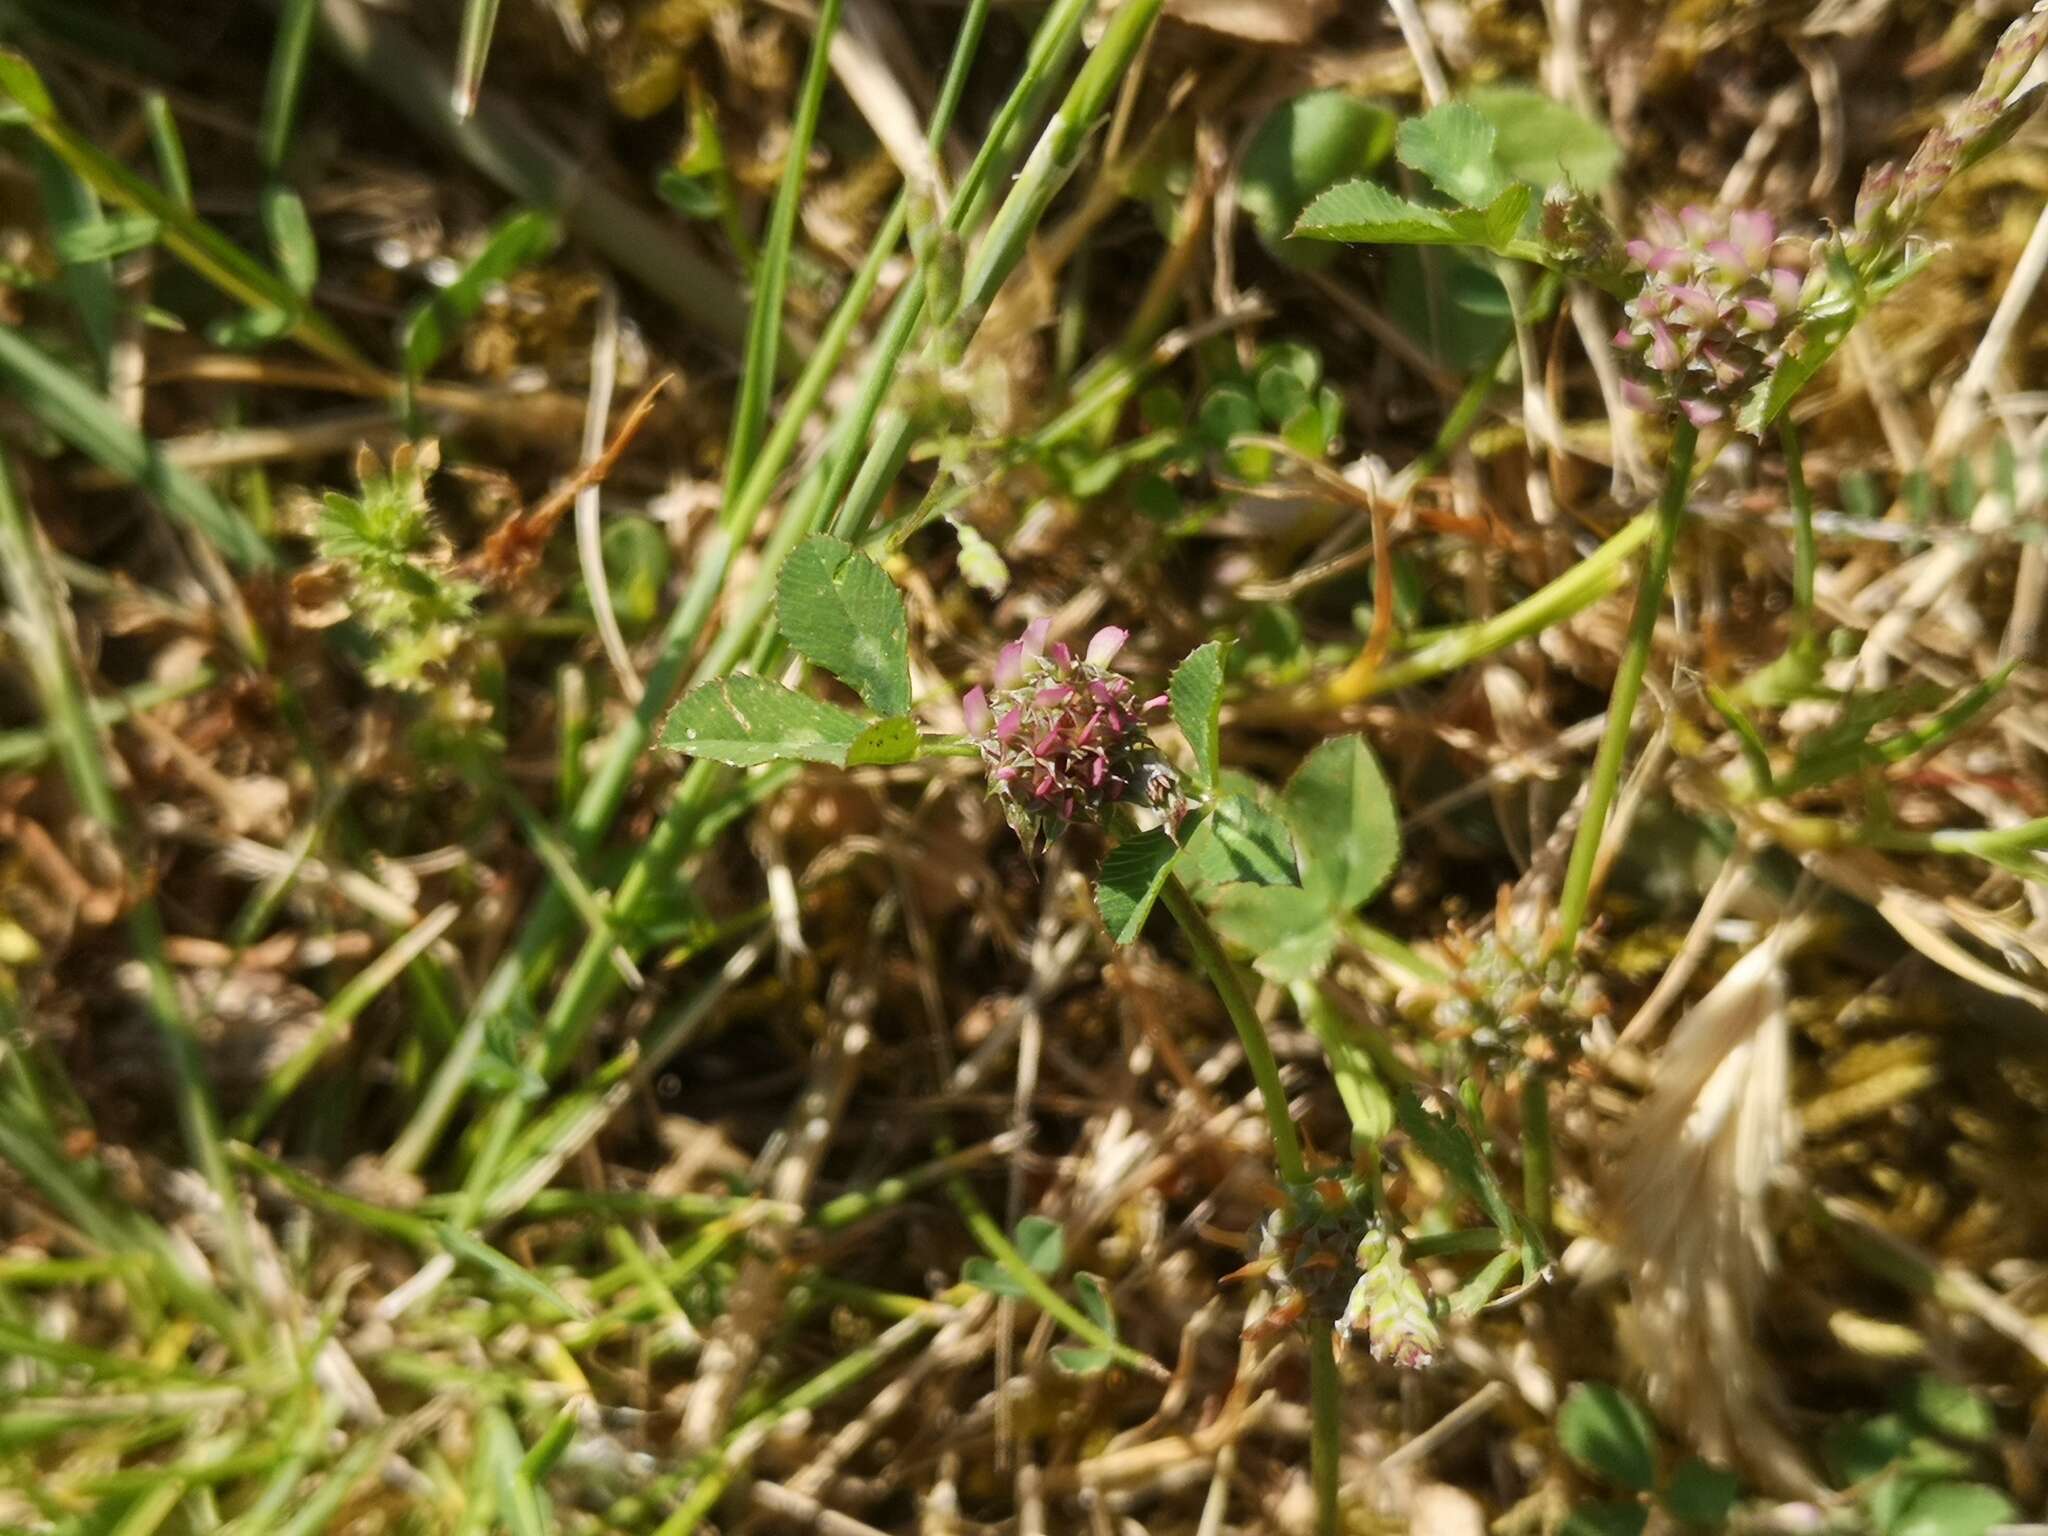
1169 640 1226 789
961 1256 1028 1299
1283 735 1399 912
774 535 913 716
657 169 722 220
1178 795 1298 889
1663 1459 1741 1527
1827 1415 1917 1487
1096 828 1183 946
661 674 867 767
261 183 317 297
1293 179 1529 250
598 517 672 630
1466 85 1622 189
1888 1483 2016 1536
1012 1216 1063 1275
1558 1383 1659 1493
1072 1273 1116 1336
50 212 160 264
1050 1344 1117 1376
1559 1503 1649 1536
846 717 920 767
1396 101 1508 207
1211 884 1339 984
0 50 55 119
1897 1376 1997 1447
399 208 559 378
1238 90 1397 255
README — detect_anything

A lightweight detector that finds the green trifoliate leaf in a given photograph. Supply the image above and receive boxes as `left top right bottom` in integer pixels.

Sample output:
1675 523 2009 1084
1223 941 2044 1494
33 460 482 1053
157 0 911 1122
1072 1272 1116 1336
1466 85 1621 189
1050 1344 1117 1376
1178 795 1297 890
846 717 920 767
1396 101 1508 207
774 534 912 716
1283 734 1399 912
960 1257 1028 1299
1293 179 1529 251
1095 827 1182 946
1210 884 1339 984
1558 1382 1659 1493
1238 89 1397 255
662 674 866 767
1662 1459 1741 1528
1012 1216 1063 1276
1889 1483 2016 1536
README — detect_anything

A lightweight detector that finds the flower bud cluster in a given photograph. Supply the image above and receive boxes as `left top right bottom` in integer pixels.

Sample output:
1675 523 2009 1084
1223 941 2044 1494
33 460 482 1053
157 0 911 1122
1849 4 2048 270
963 620 1181 845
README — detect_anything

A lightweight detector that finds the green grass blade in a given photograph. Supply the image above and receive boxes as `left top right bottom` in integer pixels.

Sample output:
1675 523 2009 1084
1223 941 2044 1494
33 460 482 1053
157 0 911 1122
0 326 271 569
723 0 843 504
452 0 502 119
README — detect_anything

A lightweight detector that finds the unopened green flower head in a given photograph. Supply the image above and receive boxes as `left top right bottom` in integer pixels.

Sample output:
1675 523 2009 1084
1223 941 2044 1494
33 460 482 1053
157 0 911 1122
1613 205 1817 434
963 620 1182 845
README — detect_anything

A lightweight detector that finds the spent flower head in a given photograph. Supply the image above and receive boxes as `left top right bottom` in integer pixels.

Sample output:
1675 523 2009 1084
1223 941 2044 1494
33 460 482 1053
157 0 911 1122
963 619 1182 845
1239 1174 1439 1368
1612 204 1817 434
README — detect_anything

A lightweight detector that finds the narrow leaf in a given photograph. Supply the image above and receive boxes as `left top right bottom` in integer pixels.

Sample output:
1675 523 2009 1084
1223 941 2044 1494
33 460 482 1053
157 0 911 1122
774 535 912 716
1096 828 1182 945
661 674 867 767
1169 640 1226 789
261 184 318 297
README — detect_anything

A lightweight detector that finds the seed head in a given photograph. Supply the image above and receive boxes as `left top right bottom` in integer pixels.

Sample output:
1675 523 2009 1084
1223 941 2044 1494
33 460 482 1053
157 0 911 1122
1612 204 1816 433
964 620 1180 845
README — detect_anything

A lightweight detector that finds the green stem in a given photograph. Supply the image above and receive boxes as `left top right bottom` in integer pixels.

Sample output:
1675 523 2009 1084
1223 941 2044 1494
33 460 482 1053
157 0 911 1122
1520 1073 1553 1238
1308 1326 1343 1536
1334 511 1655 703
1781 416 1816 634
1551 418 1698 957
947 1172 1165 1379
1161 876 1304 1183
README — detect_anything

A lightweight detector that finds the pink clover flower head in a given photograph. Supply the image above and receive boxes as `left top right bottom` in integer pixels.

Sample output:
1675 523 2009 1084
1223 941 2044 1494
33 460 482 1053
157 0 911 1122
966 622 1180 844
1613 202 1815 438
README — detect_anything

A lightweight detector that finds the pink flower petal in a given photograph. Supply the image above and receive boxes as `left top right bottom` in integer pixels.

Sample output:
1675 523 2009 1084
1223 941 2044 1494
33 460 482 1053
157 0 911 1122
1680 397 1727 427
994 642 1025 688
1085 626 1128 667
1020 617 1051 660
962 686 991 735
996 707 1024 743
